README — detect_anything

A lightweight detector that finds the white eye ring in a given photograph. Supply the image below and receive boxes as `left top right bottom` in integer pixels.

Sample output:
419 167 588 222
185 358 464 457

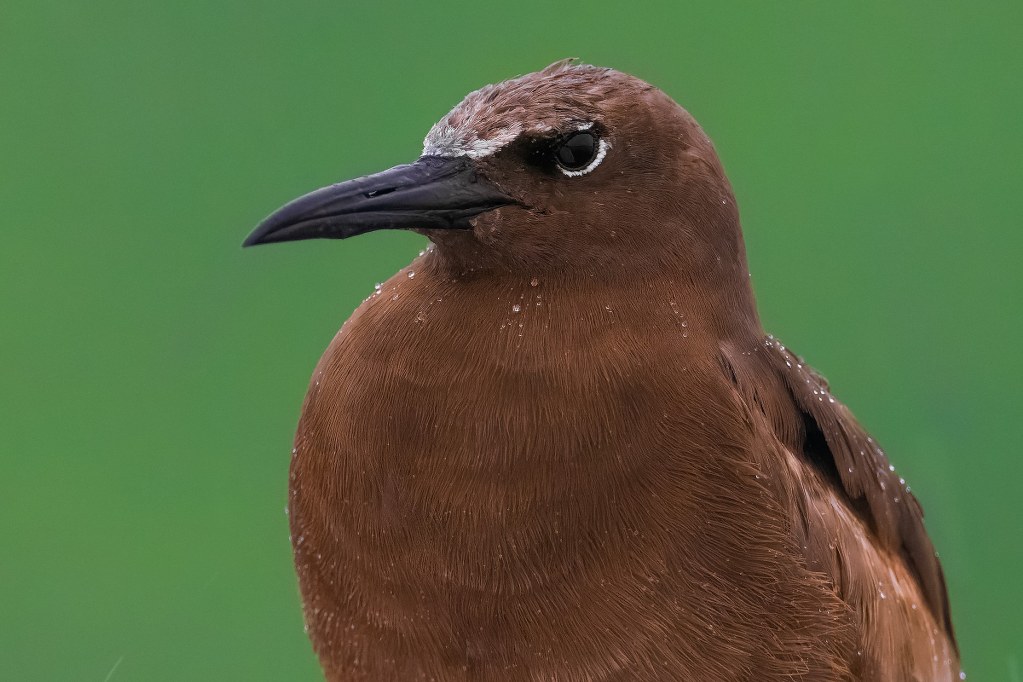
558 137 610 178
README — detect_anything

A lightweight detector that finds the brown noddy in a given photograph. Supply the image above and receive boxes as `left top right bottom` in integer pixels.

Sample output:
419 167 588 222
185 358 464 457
245 61 960 681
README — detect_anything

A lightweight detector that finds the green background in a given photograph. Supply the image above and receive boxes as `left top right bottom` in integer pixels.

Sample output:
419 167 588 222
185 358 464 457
2 1 1019 679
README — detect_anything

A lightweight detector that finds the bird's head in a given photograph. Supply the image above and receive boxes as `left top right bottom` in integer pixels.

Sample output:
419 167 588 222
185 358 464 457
246 61 750 289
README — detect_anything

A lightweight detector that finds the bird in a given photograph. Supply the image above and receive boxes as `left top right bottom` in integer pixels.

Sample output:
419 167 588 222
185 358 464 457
244 60 961 681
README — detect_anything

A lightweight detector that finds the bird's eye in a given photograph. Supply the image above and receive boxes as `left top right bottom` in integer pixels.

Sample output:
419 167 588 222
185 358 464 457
553 131 608 177
556 132 597 170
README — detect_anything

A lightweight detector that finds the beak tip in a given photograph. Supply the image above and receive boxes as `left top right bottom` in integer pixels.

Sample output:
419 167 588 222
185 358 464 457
242 222 275 248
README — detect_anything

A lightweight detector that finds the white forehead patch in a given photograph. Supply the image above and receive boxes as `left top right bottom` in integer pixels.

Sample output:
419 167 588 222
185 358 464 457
422 122 526 159
421 119 604 162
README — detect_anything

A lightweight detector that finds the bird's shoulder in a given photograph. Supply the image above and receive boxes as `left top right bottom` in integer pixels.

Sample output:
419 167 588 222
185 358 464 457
716 335 956 655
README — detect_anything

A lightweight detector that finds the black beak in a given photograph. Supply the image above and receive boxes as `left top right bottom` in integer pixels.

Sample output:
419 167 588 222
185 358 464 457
243 156 516 247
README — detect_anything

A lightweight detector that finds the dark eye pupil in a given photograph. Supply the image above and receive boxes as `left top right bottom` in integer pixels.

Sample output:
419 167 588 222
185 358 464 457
555 132 597 170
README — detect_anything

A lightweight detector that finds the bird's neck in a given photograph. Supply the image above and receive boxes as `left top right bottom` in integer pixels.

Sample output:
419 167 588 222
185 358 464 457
419 242 763 344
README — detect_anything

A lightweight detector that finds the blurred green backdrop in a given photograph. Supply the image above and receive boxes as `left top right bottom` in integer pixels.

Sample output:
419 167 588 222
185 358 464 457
2 1 1019 679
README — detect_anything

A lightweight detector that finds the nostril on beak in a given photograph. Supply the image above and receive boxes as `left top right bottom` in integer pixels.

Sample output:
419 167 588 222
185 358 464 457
364 187 397 199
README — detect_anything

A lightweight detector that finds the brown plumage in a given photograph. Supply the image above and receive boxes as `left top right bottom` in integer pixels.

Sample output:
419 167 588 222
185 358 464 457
246 61 960 681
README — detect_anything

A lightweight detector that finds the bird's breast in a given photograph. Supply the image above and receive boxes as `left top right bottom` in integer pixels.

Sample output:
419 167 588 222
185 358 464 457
293 267 707 556
286 265 833 679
